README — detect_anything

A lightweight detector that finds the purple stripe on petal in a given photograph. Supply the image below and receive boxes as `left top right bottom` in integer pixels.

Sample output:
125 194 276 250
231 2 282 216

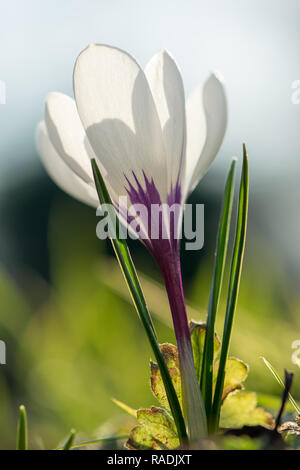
167 179 182 207
167 179 182 253
123 171 183 259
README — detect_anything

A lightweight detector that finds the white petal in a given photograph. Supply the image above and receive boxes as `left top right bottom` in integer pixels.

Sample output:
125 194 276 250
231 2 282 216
45 92 95 184
185 72 227 195
73 44 168 204
145 50 186 190
37 122 98 208
184 86 207 191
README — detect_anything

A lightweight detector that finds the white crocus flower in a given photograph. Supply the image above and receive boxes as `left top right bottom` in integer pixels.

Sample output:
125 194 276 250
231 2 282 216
37 45 227 441
38 46 226 243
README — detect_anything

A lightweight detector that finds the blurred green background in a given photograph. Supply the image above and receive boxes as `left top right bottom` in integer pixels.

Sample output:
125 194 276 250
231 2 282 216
0 180 299 449
0 0 300 449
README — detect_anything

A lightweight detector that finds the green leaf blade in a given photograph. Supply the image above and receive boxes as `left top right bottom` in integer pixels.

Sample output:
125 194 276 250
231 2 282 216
261 357 300 415
57 435 129 450
62 429 76 450
201 158 237 418
211 145 249 432
91 159 187 443
16 405 28 450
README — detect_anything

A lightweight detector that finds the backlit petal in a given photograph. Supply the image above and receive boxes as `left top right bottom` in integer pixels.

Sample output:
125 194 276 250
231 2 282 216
45 92 95 184
145 50 186 194
37 122 98 207
185 73 227 195
73 44 169 204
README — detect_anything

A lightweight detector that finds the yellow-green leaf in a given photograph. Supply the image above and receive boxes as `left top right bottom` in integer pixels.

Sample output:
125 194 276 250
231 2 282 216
220 391 274 429
190 322 221 383
150 344 182 411
214 357 248 400
126 407 179 450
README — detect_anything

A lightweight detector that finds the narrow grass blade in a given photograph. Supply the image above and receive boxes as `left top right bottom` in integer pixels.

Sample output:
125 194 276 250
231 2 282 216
201 158 237 418
57 435 129 450
275 371 294 430
91 159 187 443
211 144 249 431
261 357 300 415
112 398 136 418
61 429 76 450
16 405 28 450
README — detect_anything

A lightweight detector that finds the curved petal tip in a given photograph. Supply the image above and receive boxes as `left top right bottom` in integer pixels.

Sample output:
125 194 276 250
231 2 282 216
204 71 226 92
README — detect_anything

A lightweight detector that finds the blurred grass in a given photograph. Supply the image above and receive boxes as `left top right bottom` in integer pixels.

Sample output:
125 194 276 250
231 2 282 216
0 197 299 449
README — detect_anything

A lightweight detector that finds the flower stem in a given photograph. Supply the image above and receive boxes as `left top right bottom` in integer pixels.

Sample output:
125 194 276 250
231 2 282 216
158 252 207 440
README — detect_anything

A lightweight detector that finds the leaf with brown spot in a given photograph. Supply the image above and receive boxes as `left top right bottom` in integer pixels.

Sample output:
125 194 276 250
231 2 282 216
213 357 249 400
190 321 221 383
126 407 180 450
220 391 274 429
150 344 182 411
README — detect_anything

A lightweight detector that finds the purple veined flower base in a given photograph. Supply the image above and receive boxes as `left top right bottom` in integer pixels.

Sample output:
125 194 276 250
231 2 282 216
121 170 202 435
124 170 182 260
124 170 191 344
